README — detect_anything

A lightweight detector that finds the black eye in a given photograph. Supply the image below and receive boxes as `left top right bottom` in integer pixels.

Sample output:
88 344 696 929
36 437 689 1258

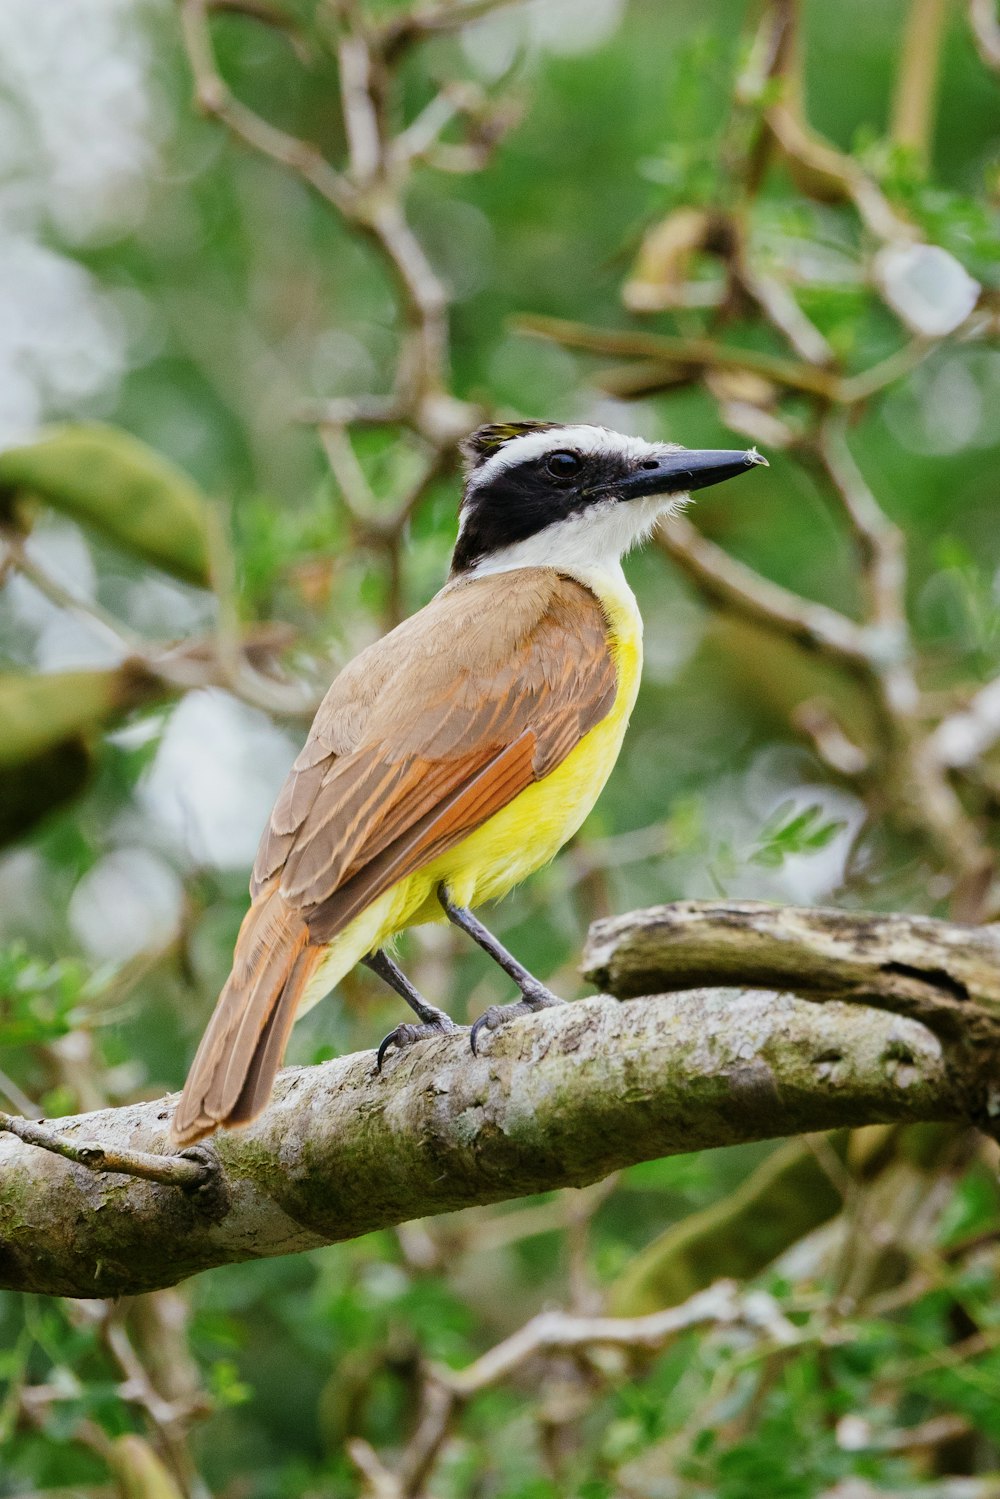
545 450 583 480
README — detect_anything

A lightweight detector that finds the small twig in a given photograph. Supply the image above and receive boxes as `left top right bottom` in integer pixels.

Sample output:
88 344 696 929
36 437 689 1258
891 0 951 166
320 425 384 534
814 414 908 636
338 29 383 187
521 314 935 410
764 101 914 245
434 1282 794 1399
391 88 464 168
2 531 145 659
380 0 533 61
792 699 871 779
653 451 992 907
0 1112 213 1188
179 0 353 212
931 674 1000 770
838 339 934 403
737 261 835 368
100 1312 210 1434
391 1280 792 1491
517 314 846 400
348 1437 403 1499
656 512 872 670
207 0 311 60
3 526 314 716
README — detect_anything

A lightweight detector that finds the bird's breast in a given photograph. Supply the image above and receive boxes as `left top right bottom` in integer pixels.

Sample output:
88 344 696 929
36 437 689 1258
427 563 643 909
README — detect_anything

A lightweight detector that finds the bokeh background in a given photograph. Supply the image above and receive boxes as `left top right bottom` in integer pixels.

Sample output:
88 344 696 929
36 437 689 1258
1 0 1000 1494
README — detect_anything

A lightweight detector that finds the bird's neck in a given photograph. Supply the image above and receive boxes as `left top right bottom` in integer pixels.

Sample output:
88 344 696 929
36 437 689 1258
452 494 674 588
454 552 643 654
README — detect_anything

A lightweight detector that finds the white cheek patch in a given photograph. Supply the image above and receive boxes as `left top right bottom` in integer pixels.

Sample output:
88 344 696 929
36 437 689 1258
466 424 673 493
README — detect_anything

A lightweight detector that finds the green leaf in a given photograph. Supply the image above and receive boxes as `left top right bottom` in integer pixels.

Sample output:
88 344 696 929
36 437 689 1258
0 668 162 843
750 800 848 869
0 946 90 1047
0 424 212 585
0 667 158 769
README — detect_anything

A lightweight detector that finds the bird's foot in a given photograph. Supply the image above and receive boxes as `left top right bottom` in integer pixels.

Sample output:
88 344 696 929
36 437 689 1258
376 1010 456 1071
470 984 564 1056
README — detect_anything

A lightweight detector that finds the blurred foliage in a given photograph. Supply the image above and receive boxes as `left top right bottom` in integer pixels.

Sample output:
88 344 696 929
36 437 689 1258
0 425 213 587
1 0 999 1494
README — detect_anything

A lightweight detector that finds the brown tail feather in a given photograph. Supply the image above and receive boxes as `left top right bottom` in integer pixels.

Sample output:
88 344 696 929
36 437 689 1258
170 888 320 1146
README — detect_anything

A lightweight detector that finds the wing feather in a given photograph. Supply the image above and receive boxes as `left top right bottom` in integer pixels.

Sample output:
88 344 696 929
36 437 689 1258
256 568 617 935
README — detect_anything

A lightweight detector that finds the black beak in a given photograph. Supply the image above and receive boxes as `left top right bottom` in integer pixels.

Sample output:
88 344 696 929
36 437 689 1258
612 447 768 501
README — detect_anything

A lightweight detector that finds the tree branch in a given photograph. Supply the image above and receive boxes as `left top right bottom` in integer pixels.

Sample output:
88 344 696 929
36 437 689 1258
931 674 1000 770
0 929 988 1297
583 899 1000 1048
655 513 873 670
0 1112 213 1189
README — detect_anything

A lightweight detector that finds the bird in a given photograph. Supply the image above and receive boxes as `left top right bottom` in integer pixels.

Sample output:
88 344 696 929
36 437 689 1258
171 421 766 1144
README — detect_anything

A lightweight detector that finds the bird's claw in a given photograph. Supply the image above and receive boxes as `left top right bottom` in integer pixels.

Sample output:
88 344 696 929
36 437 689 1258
376 1013 456 1071
469 987 564 1056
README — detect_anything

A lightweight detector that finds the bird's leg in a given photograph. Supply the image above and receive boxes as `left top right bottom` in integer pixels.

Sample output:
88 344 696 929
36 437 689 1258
362 949 456 1070
436 885 564 1054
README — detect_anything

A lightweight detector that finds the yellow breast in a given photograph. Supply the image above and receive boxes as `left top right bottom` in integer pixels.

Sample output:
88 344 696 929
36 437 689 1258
416 562 643 912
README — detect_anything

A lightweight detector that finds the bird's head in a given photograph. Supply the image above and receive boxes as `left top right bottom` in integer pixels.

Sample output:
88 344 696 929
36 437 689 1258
451 421 766 578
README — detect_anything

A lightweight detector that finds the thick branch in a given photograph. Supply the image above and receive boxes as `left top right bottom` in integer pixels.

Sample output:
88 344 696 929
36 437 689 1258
0 985 974 1298
584 900 1000 1048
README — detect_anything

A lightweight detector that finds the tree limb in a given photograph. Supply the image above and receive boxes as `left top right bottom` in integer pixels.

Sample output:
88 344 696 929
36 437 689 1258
0 1111 213 1189
0 968 983 1298
584 899 1000 1048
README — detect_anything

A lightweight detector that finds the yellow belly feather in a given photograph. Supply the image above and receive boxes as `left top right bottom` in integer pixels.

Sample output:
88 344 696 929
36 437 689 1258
300 565 642 1013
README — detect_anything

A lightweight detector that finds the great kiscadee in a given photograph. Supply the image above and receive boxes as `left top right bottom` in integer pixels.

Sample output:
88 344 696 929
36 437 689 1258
172 421 766 1144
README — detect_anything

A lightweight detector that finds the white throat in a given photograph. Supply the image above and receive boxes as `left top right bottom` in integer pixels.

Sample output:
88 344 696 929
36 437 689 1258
463 491 686 582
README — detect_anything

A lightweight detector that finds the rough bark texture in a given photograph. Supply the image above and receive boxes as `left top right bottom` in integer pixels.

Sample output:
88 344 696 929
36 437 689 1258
0 983 980 1299
584 901 1000 1048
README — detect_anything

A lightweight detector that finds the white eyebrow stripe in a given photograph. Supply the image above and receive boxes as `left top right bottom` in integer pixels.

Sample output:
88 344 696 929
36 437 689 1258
467 425 666 490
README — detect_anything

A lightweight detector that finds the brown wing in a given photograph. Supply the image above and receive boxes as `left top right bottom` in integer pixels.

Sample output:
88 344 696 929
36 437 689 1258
254 568 618 938
172 568 617 1145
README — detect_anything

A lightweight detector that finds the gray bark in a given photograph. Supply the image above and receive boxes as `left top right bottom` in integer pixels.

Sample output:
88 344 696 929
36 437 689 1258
0 979 982 1298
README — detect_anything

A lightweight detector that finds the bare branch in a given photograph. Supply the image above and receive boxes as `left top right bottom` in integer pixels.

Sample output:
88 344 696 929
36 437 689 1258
207 0 311 62
517 313 848 401
380 0 533 61
814 415 908 636
792 699 871 778
652 469 992 909
584 898 1000 1046
764 101 914 245
437 1282 794 1399
931 675 1000 770
0 1110 213 1188
655 513 873 670
179 0 353 212
891 0 951 165
338 29 383 186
